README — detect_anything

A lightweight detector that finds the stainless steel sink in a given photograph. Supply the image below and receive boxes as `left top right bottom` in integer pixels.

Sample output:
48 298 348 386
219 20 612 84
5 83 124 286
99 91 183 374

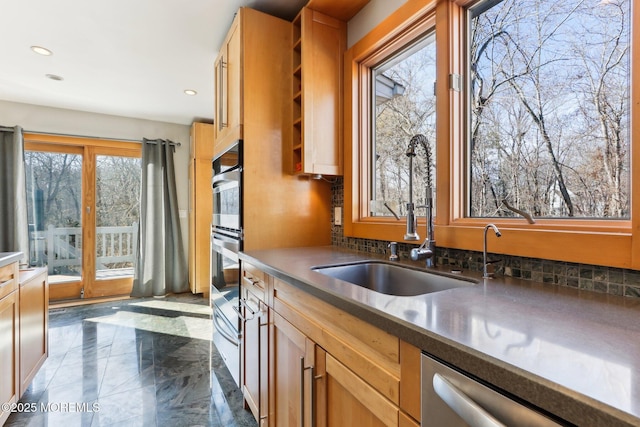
311 261 476 296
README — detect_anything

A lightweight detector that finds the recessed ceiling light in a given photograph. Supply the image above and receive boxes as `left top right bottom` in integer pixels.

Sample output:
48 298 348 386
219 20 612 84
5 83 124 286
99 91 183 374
45 74 64 81
31 46 52 56
184 89 197 96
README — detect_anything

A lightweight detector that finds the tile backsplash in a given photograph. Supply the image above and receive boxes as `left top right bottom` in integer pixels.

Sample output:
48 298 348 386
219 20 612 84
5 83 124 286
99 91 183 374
331 178 640 299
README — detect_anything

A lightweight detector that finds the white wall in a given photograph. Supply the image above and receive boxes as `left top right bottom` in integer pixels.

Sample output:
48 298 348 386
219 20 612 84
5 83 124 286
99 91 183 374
0 99 192 255
348 0 408 48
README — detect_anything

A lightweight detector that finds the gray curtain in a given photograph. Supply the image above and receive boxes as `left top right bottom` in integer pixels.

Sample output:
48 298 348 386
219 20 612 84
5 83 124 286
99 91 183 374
132 138 188 297
0 126 29 263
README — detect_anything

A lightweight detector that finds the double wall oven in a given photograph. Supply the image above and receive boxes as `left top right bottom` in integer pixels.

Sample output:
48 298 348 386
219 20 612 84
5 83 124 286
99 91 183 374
210 141 242 386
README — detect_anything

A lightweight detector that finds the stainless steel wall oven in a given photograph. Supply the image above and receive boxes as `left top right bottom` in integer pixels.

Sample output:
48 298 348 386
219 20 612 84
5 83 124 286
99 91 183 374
210 141 242 387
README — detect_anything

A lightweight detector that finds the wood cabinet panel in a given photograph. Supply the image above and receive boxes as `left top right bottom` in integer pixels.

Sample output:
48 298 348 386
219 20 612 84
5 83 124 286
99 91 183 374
291 7 346 176
190 122 214 160
19 268 48 396
324 352 398 427
188 121 213 296
188 133 213 296
270 310 314 427
0 289 19 426
400 340 421 422
241 263 270 426
399 411 420 427
214 14 241 155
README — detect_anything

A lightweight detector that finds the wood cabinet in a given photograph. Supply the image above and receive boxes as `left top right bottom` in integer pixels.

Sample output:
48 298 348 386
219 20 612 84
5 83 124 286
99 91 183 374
237 266 422 427
213 7 332 251
270 310 315 427
291 7 346 176
214 13 241 155
320 350 403 427
19 267 48 397
0 261 19 426
241 263 269 426
188 122 214 296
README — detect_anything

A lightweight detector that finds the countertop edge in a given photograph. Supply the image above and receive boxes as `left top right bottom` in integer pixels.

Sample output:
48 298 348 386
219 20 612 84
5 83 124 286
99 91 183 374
0 252 23 269
239 249 639 427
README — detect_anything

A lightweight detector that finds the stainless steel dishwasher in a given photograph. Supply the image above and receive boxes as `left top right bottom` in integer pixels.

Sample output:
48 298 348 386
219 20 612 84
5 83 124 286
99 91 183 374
421 353 566 426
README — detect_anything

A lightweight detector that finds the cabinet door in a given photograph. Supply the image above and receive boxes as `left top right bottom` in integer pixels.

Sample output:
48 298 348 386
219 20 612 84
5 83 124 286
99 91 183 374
292 8 346 176
19 270 49 396
242 285 268 426
318 351 399 427
214 13 242 155
0 290 19 426
270 310 314 427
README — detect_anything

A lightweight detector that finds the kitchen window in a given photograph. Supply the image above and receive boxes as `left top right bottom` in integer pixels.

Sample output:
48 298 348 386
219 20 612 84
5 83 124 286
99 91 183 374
371 32 437 219
345 0 640 269
468 0 630 219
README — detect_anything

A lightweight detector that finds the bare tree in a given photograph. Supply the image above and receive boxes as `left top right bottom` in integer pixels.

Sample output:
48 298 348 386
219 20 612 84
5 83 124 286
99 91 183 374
469 0 629 219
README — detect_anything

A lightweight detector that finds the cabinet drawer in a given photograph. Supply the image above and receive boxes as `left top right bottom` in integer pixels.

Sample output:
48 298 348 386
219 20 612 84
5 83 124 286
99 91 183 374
0 263 18 300
242 262 267 300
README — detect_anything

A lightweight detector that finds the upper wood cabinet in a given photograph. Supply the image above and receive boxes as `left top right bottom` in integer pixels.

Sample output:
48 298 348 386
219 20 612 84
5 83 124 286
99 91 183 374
291 7 346 176
213 7 332 251
214 7 296 158
214 11 242 156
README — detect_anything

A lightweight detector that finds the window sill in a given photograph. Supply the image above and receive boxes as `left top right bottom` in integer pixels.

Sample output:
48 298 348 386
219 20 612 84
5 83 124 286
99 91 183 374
345 216 633 269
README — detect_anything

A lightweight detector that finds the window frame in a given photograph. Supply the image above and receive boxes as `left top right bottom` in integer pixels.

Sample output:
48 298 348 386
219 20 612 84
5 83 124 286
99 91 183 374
344 0 639 269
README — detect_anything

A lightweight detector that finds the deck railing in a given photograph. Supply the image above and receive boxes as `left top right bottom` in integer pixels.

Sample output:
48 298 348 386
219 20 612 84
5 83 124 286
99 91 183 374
30 224 138 275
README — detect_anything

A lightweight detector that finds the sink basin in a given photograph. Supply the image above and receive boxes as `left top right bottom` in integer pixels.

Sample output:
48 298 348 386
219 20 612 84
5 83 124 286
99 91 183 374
311 261 476 296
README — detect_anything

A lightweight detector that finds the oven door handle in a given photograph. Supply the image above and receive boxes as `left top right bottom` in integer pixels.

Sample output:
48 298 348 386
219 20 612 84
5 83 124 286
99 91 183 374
213 310 239 347
212 170 240 187
232 298 256 321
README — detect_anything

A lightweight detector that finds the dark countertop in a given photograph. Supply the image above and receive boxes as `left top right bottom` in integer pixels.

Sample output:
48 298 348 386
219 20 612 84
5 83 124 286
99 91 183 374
0 252 23 268
239 245 640 427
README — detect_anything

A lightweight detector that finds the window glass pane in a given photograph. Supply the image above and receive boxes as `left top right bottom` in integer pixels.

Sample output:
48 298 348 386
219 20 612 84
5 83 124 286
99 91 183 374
95 155 141 280
25 151 83 283
372 32 437 218
468 0 630 219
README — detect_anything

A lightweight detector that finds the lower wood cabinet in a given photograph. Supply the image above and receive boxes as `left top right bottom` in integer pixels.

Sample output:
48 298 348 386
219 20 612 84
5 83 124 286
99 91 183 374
241 265 269 426
0 262 49 426
0 262 19 426
19 268 49 396
270 310 314 427
240 262 421 427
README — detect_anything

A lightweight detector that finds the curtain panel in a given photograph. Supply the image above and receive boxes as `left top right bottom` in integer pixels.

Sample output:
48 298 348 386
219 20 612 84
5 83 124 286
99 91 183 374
132 139 188 297
0 125 29 262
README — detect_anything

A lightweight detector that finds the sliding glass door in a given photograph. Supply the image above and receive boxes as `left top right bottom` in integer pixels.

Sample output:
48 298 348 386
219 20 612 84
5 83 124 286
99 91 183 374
24 135 141 301
25 148 84 285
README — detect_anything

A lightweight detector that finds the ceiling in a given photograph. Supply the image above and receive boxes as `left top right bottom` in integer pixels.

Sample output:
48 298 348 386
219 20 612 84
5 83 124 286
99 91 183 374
0 0 307 125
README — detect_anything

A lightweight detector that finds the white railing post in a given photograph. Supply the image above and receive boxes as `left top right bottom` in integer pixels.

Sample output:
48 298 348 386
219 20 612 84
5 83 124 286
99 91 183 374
47 224 54 274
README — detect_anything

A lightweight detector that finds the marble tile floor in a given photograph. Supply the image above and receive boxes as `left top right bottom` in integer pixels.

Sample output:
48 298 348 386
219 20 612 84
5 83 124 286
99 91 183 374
5 294 257 427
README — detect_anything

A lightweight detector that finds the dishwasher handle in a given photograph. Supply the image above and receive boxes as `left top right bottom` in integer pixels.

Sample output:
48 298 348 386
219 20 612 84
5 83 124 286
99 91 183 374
433 373 506 427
